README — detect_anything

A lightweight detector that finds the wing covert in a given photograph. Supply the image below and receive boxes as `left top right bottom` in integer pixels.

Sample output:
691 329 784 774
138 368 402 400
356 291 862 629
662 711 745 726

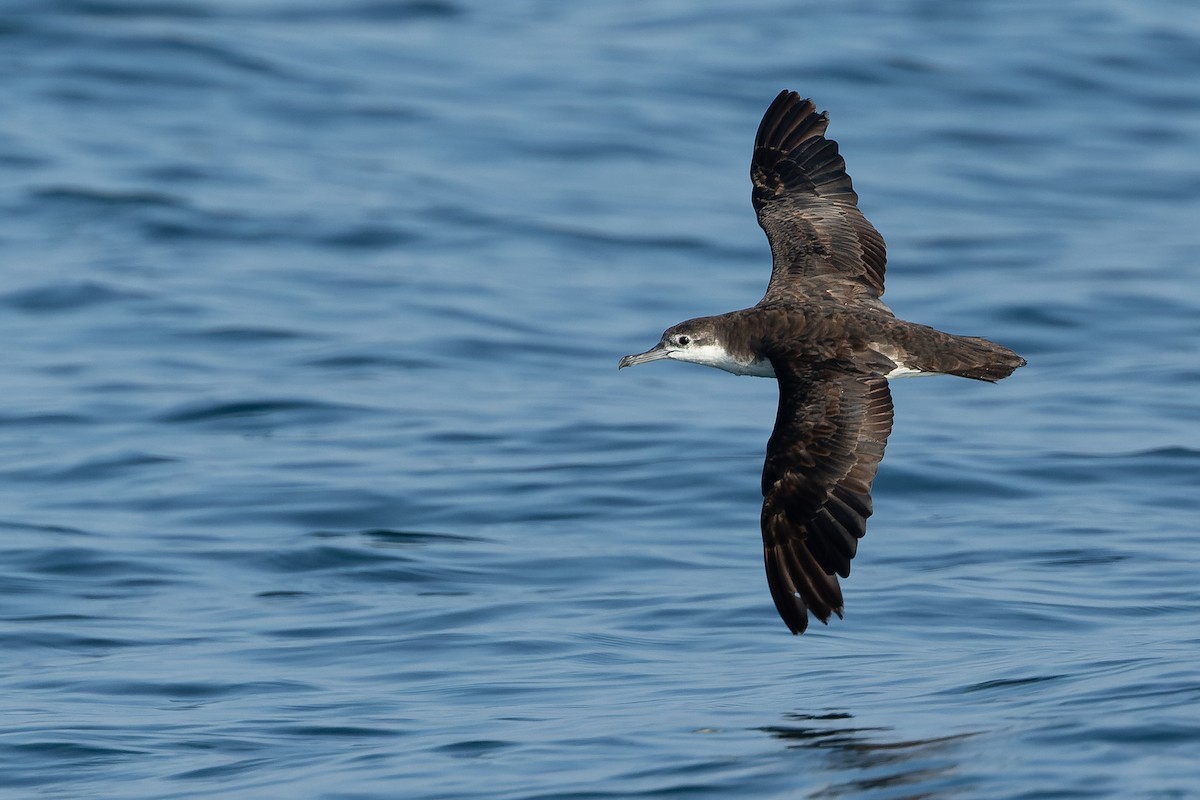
752 90 888 302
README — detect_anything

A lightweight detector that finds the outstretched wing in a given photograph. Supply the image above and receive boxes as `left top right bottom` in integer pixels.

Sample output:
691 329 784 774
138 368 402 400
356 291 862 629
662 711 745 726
752 90 887 302
759 359 893 634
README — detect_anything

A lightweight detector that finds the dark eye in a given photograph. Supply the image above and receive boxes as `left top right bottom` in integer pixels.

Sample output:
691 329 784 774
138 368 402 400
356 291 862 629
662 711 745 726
677 335 690 346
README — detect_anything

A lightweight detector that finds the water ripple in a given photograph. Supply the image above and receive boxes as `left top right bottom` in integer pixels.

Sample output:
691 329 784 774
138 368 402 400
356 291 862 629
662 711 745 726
1 281 146 312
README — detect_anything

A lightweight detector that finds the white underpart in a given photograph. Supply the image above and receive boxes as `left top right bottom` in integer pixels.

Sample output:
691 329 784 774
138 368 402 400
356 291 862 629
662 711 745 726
884 366 936 379
671 342 946 380
872 343 940 379
668 343 776 377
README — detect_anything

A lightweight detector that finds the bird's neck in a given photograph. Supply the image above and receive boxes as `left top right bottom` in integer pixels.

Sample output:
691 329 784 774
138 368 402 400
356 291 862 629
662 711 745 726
680 322 776 378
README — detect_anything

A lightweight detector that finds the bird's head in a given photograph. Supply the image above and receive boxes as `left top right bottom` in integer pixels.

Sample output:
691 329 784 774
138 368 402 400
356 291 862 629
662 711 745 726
618 318 725 369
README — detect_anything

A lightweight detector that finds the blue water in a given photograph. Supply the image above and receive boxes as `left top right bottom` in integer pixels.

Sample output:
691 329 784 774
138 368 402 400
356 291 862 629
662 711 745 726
3 1 1199 798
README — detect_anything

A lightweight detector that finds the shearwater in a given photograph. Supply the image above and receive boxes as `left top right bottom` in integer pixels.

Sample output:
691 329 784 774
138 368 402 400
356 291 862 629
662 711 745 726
619 90 1026 635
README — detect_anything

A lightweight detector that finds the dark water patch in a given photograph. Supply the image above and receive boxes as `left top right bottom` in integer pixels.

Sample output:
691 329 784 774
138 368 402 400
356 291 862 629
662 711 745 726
1142 27 1200 69
31 184 185 210
258 544 417 573
261 0 462 22
940 126 1049 151
1034 548 1127 568
73 679 315 700
139 212 304 244
275 724 406 739
27 0 212 19
314 224 417 250
169 757 274 781
511 137 666 163
303 351 439 371
424 428 506 445
0 16 33 36
955 674 1067 695
141 213 417 249
997 303 1088 330
5 613 99 623
258 490 427 532
875 464 1032 501
136 161 219 184
0 149 48 168
1 281 146 312
10 451 177 483
6 631 141 652
356 528 484 546
5 739 147 759
157 398 361 426
912 231 1039 255
1124 445 1200 461
13 546 179 579
433 739 512 758
235 533 485 588
0 519 93 536
339 100 424 122
178 325 315 343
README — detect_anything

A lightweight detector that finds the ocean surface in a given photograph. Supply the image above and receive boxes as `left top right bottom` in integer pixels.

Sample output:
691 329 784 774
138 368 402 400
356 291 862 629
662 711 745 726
3 1 1199 798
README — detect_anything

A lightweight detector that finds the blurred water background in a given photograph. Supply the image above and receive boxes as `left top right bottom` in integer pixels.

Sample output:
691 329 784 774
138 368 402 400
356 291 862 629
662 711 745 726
2 1 1199 798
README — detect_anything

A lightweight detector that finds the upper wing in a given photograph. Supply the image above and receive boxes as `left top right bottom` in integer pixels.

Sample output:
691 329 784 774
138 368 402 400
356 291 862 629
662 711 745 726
759 359 894 634
752 90 887 302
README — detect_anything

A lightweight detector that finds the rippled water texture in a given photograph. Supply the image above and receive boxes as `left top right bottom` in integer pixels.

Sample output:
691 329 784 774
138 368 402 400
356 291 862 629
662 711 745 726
3 1 1199 798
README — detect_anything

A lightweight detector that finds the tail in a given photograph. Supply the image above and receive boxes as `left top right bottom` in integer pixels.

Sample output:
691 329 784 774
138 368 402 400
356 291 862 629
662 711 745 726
942 334 1026 382
880 319 1026 384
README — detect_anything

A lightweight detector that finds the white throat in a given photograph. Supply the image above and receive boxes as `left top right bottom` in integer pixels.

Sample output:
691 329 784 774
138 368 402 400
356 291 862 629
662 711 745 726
669 343 775 377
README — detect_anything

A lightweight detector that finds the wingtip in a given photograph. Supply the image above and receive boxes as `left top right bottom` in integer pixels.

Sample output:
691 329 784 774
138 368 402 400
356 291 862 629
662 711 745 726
756 90 825 154
771 88 810 107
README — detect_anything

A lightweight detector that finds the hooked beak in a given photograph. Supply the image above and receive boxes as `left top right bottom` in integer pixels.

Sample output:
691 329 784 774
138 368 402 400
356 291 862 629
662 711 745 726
618 344 671 369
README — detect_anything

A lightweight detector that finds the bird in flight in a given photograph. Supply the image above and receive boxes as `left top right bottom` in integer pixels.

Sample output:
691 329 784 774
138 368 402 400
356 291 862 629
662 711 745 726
619 90 1025 634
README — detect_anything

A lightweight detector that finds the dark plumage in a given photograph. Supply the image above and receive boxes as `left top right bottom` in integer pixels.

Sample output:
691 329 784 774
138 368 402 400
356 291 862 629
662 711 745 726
619 91 1025 634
